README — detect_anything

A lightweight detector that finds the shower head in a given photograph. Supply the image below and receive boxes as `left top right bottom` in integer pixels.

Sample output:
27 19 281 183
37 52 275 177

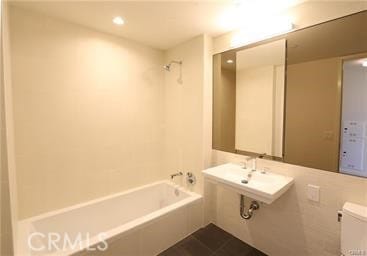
163 60 182 72
163 64 171 71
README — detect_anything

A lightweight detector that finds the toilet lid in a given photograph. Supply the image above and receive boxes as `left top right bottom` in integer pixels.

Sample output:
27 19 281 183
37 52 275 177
343 202 367 222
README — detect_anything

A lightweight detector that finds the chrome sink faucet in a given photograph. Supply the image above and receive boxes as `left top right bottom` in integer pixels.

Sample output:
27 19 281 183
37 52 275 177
245 156 257 172
240 157 256 184
241 153 268 184
245 153 266 172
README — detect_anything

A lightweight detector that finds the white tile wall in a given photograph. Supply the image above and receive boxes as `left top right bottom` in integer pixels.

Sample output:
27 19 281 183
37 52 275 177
163 35 212 194
204 150 367 256
9 7 166 219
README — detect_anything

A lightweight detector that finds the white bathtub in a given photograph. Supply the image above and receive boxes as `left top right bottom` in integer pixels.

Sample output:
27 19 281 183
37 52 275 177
18 180 203 256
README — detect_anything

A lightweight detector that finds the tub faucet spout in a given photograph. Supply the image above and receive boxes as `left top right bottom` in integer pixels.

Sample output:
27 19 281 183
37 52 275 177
170 171 183 180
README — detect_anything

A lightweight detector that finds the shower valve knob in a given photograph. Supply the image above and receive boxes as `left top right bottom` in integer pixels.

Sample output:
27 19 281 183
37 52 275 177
186 172 196 185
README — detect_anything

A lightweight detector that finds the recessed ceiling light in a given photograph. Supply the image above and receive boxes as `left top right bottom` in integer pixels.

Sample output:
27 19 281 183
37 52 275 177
362 61 367 67
113 16 125 26
227 59 234 64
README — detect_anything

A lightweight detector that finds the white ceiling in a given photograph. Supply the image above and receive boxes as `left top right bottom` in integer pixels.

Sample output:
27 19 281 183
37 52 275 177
9 0 307 50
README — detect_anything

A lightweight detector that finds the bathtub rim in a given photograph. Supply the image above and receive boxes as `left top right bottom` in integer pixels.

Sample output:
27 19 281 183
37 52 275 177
19 180 198 223
17 180 202 256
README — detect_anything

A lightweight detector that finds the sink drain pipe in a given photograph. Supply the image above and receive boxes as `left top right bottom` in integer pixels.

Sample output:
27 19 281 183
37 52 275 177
240 195 260 220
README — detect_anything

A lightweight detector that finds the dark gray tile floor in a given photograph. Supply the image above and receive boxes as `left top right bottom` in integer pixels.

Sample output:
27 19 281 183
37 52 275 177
158 224 267 256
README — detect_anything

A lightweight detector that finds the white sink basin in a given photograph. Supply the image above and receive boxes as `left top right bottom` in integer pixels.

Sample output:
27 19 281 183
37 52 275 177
202 163 294 204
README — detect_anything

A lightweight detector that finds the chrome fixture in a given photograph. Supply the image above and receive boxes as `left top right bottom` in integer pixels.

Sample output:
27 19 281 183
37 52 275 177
242 168 256 184
240 157 256 184
170 171 183 180
258 153 267 159
163 60 182 72
261 167 270 175
240 161 247 169
163 60 183 84
337 210 343 222
245 153 267 171
186 172 196 185
245 156 257 171
241 154 269 184
240 195 260 220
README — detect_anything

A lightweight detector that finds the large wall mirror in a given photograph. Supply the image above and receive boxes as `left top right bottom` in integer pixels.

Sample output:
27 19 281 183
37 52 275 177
213 11 367 178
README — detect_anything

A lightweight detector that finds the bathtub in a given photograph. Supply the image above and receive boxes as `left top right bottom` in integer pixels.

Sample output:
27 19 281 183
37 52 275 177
18 180 203 256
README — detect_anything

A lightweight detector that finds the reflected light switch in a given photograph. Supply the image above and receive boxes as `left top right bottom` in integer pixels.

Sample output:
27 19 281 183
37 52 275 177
307 184 320 202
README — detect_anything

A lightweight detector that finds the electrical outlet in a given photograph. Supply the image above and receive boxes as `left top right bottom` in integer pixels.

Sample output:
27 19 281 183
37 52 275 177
307 184 320 202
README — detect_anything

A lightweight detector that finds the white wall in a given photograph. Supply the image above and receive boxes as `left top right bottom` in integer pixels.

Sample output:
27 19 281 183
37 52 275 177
8 6 214 220
235 64 284 157
235 65 274 154
340 64 367 177
163 34 212 194
207 2 367 256
273 64 284 157
9 7 166 219
234 39 285 157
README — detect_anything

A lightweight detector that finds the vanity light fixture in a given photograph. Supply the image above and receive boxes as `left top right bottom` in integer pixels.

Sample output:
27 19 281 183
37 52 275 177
227 59 234 64
113 16 125 26
231 16 294 47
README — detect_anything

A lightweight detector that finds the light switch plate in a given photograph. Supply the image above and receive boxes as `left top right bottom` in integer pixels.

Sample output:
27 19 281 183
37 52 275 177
307 184 320 202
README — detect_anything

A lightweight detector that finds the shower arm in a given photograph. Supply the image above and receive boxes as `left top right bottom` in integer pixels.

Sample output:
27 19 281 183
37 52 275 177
170 60 182 65
163 60 183 71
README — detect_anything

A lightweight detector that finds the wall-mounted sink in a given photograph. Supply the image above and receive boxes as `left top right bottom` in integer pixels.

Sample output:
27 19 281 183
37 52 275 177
202 163 294 204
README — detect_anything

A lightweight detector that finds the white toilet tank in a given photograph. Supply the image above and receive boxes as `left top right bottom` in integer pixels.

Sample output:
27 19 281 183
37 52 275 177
341 202 367 256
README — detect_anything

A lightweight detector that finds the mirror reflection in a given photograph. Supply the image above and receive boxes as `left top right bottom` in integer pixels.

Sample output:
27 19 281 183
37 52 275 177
340 57 367 177
235 40 285 158
213 39 285 160
213 11 367 178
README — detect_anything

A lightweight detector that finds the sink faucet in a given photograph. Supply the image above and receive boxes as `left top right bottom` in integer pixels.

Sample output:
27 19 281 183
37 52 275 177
245 156 257 172
245 153 266 172
170 171 183 180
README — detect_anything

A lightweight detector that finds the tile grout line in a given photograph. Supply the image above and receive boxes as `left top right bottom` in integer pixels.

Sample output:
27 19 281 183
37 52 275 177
191 225 233 255
189 235 216 253
159 224 265 256
209 236 233 255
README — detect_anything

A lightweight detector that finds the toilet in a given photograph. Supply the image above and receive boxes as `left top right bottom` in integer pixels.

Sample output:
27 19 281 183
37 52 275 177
341 202 367 256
